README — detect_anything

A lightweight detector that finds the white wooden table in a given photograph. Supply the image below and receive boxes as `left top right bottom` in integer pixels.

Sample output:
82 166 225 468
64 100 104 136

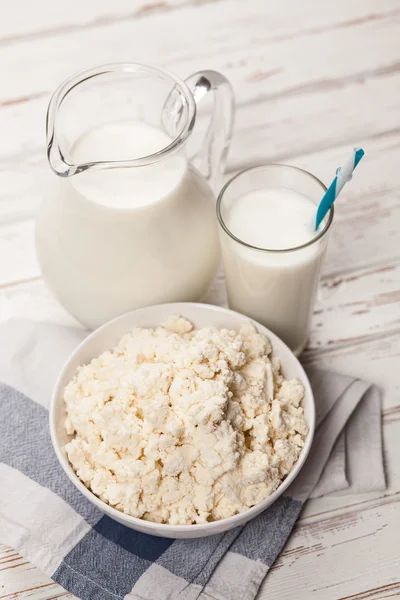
1 0 399 598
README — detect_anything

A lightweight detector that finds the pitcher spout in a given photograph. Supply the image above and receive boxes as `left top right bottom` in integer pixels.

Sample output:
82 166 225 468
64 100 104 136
47 136 78 178
45 63 196 179
46 82 79 178
45 63 234 184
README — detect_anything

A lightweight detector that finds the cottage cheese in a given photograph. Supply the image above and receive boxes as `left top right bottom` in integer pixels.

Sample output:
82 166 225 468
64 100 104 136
64 317 308 524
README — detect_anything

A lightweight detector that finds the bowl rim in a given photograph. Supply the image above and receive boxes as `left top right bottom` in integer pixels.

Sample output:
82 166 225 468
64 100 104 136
50 302 315 535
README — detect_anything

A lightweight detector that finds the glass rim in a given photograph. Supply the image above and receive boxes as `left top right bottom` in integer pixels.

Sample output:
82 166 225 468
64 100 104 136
216 164 334 254
47 62 196 177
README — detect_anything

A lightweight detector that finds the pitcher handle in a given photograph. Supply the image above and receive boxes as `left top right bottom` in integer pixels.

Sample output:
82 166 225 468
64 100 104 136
184 71 235 191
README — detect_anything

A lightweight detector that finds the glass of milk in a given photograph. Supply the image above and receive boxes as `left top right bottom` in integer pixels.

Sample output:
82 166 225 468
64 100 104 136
217 165 333 355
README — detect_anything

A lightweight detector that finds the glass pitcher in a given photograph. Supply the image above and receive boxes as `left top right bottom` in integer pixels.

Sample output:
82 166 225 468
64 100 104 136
36 63 235 329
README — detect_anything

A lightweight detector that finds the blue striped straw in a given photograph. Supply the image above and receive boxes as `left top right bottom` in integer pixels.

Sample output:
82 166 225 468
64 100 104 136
315 148 365 230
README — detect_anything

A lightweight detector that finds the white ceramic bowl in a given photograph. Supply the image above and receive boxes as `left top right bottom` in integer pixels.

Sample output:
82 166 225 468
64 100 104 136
50 302 315 538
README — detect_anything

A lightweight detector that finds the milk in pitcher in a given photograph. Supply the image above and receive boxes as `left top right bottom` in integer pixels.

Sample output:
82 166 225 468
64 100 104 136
36 121 220 328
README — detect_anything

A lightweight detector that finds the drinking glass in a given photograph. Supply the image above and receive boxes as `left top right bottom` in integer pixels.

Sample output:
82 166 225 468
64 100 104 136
217 165 333 355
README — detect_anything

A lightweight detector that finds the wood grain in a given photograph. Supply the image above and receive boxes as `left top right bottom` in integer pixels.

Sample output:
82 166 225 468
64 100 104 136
0 0 399 598
0 0 216 45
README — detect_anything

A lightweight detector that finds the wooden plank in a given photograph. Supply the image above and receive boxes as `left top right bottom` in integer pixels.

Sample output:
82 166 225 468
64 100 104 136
0 548 73 598
230 74 400 172
311 262 400 353
303 330 400 410
0 0 397 43
0 0 399 105
0 0 217 43
263 499 400 599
